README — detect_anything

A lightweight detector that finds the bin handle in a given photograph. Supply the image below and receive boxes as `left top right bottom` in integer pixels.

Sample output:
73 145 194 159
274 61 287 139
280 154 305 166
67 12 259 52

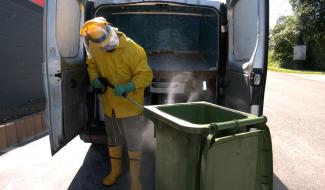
207 116 267 148
207 122 239 149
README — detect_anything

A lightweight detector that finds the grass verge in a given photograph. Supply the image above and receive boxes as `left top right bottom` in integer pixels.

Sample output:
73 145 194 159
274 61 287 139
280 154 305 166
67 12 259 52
267 51 325 75
268 65 325 75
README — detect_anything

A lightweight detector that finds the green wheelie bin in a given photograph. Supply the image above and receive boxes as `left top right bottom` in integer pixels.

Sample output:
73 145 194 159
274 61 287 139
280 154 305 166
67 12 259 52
144 101 272 190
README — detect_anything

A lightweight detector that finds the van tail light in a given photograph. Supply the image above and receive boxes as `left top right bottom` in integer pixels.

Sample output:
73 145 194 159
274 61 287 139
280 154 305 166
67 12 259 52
30 0 44 7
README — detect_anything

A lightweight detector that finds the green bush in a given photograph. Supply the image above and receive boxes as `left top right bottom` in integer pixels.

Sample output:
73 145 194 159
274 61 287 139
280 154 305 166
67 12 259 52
270 16 298 69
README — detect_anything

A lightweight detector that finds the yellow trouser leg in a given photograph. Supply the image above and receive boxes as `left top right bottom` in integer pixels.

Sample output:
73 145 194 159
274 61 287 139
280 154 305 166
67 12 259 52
102 146 122 186
129 151 142 190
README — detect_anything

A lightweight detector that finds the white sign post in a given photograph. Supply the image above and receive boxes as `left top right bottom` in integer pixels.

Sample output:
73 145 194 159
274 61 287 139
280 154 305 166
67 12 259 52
293 45 307 61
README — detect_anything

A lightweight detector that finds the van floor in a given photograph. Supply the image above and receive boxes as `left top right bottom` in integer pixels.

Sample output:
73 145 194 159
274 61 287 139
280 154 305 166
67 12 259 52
68 143 155 190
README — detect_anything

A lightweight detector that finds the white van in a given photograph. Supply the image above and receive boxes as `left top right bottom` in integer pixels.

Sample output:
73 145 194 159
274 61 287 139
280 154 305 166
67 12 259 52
44 0 269 155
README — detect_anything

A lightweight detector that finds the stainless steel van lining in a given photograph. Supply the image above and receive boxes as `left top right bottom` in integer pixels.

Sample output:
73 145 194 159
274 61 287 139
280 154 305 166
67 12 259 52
95 3 219 72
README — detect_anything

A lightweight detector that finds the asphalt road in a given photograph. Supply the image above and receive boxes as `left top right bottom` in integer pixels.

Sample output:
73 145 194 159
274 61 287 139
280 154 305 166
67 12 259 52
264 71 325 189
1 71 325 190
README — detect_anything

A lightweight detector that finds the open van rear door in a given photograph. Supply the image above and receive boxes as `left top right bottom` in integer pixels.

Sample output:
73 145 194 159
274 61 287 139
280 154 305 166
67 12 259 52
43 0 86 155
221 0 269 116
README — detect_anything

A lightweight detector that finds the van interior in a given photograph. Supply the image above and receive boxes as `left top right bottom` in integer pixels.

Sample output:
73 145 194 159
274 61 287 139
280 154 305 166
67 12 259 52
82 2 222 143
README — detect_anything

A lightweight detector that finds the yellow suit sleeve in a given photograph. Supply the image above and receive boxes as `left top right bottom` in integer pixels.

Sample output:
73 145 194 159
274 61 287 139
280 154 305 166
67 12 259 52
86 57 100 82
130 47 153 89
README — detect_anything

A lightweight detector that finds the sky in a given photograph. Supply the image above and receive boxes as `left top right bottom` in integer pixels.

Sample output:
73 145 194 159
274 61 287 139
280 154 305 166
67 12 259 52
269 0 293 28
219 0 293 28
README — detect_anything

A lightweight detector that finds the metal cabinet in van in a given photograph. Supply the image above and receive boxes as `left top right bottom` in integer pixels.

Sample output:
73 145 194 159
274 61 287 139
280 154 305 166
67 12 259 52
44 0 269 155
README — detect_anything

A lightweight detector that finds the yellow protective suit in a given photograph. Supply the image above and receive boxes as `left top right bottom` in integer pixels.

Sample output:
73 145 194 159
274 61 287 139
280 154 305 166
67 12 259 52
86 31 153 118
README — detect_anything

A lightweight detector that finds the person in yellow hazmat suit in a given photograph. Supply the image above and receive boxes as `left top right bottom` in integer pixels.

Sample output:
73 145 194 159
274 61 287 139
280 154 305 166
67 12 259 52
80 17 153 189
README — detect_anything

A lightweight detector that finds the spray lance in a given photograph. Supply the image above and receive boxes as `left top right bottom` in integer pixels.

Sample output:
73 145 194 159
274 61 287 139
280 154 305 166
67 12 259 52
96 78 156 139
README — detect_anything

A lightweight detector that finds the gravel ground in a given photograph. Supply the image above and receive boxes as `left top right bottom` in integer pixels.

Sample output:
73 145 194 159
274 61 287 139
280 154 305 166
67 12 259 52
0 98 45 124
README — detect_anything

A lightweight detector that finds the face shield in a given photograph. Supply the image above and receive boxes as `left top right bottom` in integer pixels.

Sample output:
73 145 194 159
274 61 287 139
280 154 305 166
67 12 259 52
102 25 119 52
81 25 119 54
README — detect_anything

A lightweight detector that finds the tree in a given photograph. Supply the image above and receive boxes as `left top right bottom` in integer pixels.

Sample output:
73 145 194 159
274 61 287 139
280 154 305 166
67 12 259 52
270 0 325 70
290 0 324 31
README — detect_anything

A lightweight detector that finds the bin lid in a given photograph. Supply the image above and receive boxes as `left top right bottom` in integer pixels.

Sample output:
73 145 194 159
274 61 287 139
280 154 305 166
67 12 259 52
144 101 266 134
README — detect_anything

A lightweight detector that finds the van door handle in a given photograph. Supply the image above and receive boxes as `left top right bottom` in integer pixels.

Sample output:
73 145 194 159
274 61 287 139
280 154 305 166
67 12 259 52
54 72 62 78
